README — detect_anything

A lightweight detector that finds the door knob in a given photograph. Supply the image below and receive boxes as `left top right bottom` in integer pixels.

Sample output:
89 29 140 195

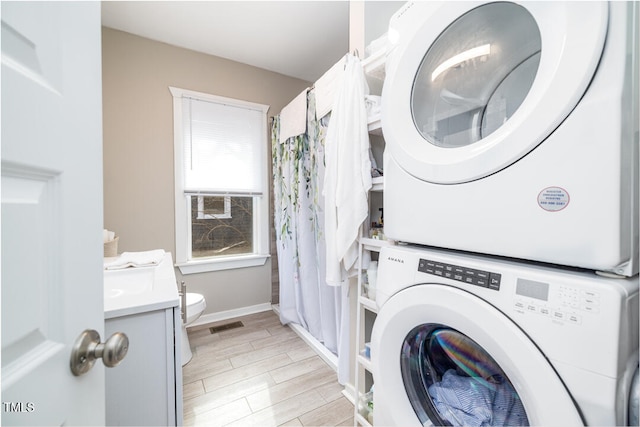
70 329 129 376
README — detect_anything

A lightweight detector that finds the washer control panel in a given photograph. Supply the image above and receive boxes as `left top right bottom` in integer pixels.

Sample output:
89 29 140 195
513 278 601 325
418 258 501 291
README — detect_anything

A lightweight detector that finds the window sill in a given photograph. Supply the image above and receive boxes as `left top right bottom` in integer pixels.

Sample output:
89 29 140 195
176 254 270 275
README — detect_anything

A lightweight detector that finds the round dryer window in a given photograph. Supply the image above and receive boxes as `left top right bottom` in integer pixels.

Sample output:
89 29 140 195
411 3 541 148
382 2 608 183
401 324 530 426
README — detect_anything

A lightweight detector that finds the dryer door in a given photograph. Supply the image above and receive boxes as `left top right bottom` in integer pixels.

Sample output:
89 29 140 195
371 284 584 426
382 1 608 184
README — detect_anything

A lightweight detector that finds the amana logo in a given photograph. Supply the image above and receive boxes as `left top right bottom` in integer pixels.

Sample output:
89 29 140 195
387 256 404 264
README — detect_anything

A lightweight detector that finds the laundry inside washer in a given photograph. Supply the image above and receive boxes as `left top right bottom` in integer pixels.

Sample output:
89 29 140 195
401 325 528 426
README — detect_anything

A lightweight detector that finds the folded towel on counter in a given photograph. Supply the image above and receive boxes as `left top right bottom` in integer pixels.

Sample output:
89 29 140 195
104 249 166 270
279 88 309 144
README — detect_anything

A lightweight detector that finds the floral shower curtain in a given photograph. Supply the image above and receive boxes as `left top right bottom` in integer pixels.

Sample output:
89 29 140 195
272 90 347 381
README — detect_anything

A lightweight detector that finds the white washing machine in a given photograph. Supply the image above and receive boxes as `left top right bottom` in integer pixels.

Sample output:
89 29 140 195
381 1 639 277
371 245 639 426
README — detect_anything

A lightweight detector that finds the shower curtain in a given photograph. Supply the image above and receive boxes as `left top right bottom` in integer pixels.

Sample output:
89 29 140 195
272 90 349 383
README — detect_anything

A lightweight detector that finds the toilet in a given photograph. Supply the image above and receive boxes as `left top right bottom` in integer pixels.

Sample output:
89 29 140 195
180 292 206 366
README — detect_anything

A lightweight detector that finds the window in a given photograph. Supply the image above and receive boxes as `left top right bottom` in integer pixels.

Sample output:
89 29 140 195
196 196 231 220
170 87 270 273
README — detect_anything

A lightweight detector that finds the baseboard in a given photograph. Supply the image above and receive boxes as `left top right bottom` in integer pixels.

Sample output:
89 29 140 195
287 318 339 371
342 382 356 405
271 304 338 372
187 303 273 328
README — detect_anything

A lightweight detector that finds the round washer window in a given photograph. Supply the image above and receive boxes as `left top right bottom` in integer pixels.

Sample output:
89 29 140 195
411 3 541 148
401 324 530 426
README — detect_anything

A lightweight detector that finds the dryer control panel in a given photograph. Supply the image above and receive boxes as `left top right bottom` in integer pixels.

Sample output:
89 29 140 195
418 258 502 290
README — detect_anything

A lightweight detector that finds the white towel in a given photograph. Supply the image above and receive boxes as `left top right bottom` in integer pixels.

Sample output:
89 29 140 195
314 55 346 120
104 249 166 270
365 95 382 118
323 54 372 286
279 88 309 144
103 229 115 243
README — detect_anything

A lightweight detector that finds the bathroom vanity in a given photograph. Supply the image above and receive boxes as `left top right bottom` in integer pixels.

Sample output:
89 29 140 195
104 253 183 426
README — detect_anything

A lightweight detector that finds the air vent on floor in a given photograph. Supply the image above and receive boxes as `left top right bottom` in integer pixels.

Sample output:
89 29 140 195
209 321 244 334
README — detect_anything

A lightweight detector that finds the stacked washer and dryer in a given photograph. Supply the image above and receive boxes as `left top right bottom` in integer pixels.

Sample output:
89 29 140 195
370 2 639 426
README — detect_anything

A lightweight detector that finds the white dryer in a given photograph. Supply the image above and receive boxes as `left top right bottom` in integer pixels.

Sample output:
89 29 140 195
381 1 639 276
371 245 639 426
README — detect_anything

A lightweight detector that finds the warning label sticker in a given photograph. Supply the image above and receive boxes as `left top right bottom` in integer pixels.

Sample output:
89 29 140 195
538 187 569 212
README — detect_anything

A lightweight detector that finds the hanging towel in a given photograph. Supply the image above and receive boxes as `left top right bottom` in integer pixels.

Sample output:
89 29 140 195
323 54 372 286
279 88 309 144
314 55 346 120
104 249 166 270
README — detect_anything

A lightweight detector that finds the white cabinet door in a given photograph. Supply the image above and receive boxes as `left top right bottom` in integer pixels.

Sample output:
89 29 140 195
1 2 105 425
105 309 180 426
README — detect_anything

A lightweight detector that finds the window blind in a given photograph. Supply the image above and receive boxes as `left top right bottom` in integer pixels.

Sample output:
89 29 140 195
182 96 263 195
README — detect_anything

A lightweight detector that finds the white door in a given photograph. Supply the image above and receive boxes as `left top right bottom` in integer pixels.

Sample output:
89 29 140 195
371 284 584 426
1 2 105 425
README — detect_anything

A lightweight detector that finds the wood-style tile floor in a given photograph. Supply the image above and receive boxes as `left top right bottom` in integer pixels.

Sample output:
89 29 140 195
182 310 354 426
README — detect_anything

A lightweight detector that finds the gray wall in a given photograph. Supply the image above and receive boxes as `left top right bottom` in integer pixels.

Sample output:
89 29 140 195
102 27 309 317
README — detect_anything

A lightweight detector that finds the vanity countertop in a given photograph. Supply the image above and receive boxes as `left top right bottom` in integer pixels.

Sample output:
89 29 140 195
104 253 179 319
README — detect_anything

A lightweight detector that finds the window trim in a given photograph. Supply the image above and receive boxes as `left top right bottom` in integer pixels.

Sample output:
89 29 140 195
170 86 270 274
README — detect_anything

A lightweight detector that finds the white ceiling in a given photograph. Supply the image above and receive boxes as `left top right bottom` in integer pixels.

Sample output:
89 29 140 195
101 1 350 83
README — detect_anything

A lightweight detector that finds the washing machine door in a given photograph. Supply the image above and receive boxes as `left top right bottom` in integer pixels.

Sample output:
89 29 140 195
382 1 608 184
371 284 584 426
